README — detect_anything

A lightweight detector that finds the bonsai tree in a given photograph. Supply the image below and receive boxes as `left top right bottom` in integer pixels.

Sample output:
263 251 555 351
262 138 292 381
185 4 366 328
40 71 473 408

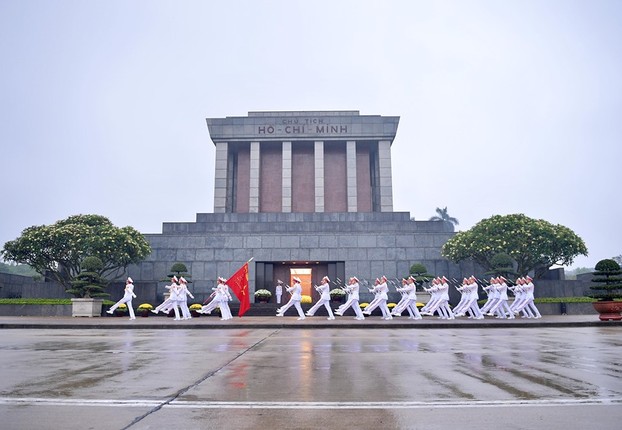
485 252 518 279
65 256 109 299
168 262 192 281
588 259 622 301
409 263 434 287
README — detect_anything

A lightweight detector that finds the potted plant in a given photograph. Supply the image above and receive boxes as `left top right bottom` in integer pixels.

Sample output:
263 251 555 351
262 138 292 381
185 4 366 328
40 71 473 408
588 259 622 321
65 256 109 317
189 303 203 317
329 288 346 303
254 289 272 303
114 303 128 317
136 303 153 317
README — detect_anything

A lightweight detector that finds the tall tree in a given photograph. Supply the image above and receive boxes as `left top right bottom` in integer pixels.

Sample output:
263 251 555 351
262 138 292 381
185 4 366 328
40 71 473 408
429 207 459 226
441 214 587 277
1 214 152 289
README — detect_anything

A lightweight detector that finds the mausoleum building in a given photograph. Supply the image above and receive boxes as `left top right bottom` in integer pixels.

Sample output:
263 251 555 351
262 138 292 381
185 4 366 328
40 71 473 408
129 111 475 301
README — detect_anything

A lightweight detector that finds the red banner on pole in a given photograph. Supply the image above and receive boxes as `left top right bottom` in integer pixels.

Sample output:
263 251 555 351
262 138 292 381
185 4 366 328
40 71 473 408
227 262 250 317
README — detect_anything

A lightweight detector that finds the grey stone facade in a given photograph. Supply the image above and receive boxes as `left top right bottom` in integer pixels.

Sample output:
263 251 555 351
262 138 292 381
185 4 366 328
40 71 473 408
124 110 480 303
127 212 478 303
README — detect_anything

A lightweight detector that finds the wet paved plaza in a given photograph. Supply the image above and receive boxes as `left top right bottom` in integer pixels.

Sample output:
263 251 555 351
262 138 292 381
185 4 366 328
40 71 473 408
1 326 621 429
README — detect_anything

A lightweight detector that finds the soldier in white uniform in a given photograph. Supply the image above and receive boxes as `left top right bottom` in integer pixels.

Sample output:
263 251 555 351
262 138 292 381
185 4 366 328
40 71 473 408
489 277 514 319
362 278 382 315
198 278 223 315
107 277 137 320
306 276 335 320
276 276 306 320
452 278 471 317
480 277 499 315
365 275 392 320
169 281 184 321
178 277 195 320
217 277 233 320
465 276 484 319
150 276 177 314
391 278 410 317
420 278 440 315
524 276 541 318
336 276 365 320
275 280 283 304
436 276 454 319
393 276 422 319
512 276 540 318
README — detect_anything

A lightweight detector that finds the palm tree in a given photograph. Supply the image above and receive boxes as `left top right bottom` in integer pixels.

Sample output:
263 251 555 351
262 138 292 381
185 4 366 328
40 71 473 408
429 207 459 226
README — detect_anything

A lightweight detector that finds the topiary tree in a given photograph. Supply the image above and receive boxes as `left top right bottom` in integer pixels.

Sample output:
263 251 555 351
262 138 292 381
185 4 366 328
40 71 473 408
409 263 435 286
66 256 109 298
485 252 518 279
162 262 192 282
588 259 622 301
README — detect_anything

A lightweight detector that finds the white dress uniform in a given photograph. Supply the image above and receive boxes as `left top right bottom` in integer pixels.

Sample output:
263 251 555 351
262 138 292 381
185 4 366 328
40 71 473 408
178 277 195 320
491 278 514 319
524 278 541 318
512 277 540 318
437 278 454 319
275 282 283 304
452 278 471 316
199 288 220 314
394 277 422 319
465 277 484 319
107 278 137 320
169 283 183 320
481 278 499 315
365 276 392 320
336 277 365 320
363 279 383 315
391 279 410 316
151 277 178 315
421 278 441 315
306 277 335 320
219 281 233 320
276 278 305 320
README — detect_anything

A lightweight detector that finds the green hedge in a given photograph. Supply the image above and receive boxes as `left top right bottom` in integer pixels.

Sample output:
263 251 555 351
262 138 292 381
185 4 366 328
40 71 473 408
0 298 115 305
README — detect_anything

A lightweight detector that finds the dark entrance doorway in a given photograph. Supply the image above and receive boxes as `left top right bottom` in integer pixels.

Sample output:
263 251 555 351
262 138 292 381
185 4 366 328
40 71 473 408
254 261 345 302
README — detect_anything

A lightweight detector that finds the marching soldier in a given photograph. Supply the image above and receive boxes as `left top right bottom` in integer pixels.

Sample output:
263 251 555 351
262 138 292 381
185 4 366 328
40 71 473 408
107 277 137 320
306 276 335 320
335 276 365 320
276 276 306 320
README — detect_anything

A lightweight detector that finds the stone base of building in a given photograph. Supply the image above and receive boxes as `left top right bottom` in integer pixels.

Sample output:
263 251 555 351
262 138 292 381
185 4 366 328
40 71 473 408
129 211 477 304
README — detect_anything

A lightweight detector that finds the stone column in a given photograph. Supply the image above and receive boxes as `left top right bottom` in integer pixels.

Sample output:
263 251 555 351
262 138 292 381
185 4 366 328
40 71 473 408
214 141 228 213
378 140 394 212
249 141 260 213
282 141 292 212
346 140 357 212
314 141 324 212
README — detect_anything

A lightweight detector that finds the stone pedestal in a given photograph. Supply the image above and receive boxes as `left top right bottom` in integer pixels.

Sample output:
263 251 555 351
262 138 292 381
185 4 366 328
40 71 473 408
71 298 104 317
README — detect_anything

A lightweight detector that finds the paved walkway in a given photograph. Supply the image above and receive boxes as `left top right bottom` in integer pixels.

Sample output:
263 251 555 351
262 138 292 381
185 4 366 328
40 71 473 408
1 314 619 329
1 323 621 429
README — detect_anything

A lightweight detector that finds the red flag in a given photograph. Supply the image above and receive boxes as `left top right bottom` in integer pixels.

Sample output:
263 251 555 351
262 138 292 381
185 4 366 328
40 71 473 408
227 262 250 317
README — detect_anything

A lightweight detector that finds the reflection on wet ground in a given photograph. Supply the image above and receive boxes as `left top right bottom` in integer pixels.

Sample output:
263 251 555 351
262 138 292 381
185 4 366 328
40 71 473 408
1 327 621 405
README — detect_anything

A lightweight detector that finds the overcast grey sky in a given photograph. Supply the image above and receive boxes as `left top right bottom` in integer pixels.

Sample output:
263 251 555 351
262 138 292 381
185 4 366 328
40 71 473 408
1 0 620 270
